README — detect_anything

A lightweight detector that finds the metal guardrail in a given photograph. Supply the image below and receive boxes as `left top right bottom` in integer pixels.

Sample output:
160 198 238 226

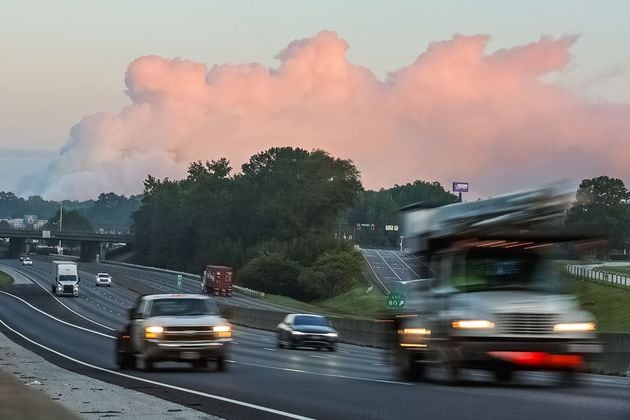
101 260 265 297
565 264 630 288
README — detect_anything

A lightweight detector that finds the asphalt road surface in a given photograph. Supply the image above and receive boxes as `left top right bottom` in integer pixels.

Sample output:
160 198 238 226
361 249 428 293
1 258 629 419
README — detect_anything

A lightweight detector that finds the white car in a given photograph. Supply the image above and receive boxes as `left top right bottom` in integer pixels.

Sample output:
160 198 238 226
22 257 33 266
96 272 112 287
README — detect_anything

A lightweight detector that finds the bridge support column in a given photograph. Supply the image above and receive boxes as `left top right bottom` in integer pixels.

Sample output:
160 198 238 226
8 238 26 258
79 242 101 262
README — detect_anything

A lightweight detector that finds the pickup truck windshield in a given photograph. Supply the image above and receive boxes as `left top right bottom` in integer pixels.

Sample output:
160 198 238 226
149 298 219 317
451 250 564 293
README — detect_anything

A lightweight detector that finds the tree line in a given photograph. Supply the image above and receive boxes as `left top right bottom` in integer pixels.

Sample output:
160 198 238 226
0 191 141 232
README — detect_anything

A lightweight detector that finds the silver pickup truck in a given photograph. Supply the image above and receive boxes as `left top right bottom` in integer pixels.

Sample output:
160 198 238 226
115 294 232 371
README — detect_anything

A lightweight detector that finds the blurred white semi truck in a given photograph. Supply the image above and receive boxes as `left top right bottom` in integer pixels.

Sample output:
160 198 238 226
391 186 603 384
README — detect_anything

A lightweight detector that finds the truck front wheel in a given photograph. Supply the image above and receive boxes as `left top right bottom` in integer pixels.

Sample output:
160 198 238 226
399 351 425 381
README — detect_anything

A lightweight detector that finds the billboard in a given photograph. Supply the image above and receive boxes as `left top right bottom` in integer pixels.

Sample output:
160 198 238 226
452 182 469 193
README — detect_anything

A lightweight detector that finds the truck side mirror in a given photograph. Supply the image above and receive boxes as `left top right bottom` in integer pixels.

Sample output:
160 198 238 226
128 308 141 319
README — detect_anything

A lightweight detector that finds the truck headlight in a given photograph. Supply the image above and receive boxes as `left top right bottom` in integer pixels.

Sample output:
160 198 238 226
553 322 596 332
324 332 338 337
452 320 495 329
145 326 163 338
213 325 232 337
73 284 78 289
402 328 431 335
291 331 306 335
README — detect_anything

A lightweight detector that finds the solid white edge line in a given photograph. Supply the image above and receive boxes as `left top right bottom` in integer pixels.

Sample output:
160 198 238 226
0 290 115 339
16 265 116 331
361 253 390 294
0 319 314 420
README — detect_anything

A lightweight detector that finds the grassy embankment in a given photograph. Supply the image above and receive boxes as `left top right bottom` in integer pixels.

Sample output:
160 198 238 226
0 270 14 287
572 265 630 332
263 286 386 319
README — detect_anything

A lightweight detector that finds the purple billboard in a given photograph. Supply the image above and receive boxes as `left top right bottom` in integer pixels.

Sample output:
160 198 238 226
452 182 469 193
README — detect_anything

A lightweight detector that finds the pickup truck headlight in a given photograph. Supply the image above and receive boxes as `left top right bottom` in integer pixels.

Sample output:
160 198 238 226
324 332 338 337
213 325 232 337
452 320 495 329
553 322 596 332
145 326 163 338
291 330 306 335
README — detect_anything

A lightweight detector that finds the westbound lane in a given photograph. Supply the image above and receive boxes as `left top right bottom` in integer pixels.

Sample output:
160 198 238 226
1 262 630 419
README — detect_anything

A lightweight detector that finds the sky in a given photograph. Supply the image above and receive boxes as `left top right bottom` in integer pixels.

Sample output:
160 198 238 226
1 0 629 200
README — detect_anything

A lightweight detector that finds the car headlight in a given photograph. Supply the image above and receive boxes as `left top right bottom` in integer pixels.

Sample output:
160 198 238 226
145 326 163 338
452 320 495 329
553 322 596 332
324 332 338 337
291 330 306 335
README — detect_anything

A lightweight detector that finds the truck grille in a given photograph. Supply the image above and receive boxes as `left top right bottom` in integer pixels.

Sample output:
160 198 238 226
495 313 556 335
63 285 74 294
162 326 215 341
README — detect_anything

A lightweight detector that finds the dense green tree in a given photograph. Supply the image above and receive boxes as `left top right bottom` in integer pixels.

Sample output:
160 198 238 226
297 250 363 299
565 176 630 251
238 252 303 297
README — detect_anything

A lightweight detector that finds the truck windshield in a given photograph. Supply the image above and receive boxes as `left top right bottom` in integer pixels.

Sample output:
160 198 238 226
451 249 565 293
149 298 219 317
58 275 76 282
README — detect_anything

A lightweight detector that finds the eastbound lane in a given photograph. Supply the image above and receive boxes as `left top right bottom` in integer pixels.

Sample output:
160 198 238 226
1 260 630 419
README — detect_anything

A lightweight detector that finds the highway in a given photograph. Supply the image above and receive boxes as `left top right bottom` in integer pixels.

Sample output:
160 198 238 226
1 258 629 419
361 249 427 293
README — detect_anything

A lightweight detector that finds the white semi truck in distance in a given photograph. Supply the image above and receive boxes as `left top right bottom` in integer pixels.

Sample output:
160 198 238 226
51 261 80 297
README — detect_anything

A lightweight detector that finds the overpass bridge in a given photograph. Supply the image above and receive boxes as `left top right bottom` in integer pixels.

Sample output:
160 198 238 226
0 228 133 261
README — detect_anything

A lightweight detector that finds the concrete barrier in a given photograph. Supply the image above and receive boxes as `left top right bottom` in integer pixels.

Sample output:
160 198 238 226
592 333 630 376
102 260 265 297
218 304 389 348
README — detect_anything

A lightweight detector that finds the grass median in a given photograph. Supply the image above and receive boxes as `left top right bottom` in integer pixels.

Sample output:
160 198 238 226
0 270 14 287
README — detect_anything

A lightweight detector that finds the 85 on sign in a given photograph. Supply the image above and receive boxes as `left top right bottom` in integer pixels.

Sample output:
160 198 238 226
387 292 406 309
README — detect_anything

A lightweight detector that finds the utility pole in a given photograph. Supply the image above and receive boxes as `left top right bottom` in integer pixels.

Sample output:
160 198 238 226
58 202 63 255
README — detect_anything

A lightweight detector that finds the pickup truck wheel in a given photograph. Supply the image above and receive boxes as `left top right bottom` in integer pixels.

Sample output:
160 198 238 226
143 357 155 372
117 352 135 370
192 359 208 369
329 344 337 352
216 356 227 372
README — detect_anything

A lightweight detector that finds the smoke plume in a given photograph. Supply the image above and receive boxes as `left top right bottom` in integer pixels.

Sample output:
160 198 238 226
26 31 630 199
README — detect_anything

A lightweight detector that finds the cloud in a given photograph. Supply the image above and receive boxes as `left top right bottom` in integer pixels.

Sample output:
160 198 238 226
24 31 630 200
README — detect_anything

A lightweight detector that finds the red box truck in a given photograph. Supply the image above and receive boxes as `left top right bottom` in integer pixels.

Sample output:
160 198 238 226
201 266 233 296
